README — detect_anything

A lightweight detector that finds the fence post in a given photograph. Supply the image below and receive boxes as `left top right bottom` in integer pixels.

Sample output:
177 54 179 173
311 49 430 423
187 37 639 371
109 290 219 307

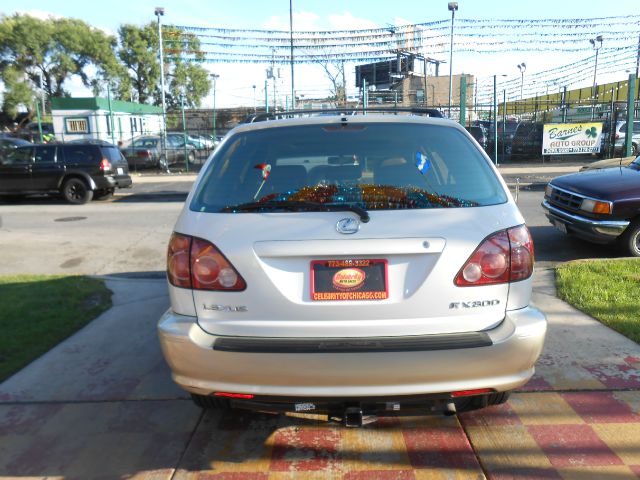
625 73 636 157
459 75 467 127
181 95 188 172
492 75 498 165
35 100 43 143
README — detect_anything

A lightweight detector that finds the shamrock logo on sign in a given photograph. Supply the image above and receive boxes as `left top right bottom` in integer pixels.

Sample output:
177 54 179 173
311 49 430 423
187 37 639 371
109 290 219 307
585 127 598 138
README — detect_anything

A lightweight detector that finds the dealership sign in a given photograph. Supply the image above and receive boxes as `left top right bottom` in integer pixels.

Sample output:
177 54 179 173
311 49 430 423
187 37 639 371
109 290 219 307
542 122 603 155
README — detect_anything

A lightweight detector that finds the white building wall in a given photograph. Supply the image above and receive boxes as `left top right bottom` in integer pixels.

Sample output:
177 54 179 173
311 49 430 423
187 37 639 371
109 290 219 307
52 108 164 145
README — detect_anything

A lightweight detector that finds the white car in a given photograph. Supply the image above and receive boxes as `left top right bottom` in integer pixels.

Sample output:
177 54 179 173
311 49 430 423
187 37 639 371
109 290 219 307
158 109 546 426
613 120 640 157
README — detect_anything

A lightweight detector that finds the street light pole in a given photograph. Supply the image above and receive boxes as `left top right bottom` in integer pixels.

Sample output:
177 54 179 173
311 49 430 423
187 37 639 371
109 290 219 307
589 35 603 119
447 2 458 118
252 85 256 113
289 0 295 110
155 7 167 152
210 73 219 139
517 62 526 100
517 62 526 115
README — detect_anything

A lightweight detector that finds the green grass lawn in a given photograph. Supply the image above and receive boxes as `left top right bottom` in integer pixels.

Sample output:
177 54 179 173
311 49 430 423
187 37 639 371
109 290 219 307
0 275 112 382
556 259 640 344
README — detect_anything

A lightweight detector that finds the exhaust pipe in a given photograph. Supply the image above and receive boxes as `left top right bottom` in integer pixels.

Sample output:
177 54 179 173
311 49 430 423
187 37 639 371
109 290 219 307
343 406 364 427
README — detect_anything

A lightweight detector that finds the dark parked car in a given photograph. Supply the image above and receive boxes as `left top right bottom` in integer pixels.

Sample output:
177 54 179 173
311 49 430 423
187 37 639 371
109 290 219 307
511 123 543 159
613 120 640 156
16 122 55 142
121 135 196 170
481 120 519 155
0 142 132 204
542 156 640 256
0 137 32 158
465 125 488 150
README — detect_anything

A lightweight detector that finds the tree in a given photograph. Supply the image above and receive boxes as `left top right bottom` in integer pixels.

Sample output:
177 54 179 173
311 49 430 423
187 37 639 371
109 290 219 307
0 14 121 116
0 65 34 118
117 23 160 104
118 23 211 108
304 48 347 106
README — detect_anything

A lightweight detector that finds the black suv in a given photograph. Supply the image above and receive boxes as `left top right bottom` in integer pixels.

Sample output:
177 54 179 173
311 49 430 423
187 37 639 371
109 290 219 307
0 142 132 204
511 123 544 159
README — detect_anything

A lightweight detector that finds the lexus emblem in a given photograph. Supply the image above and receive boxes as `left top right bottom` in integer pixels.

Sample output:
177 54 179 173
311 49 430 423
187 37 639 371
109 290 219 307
336 217 360 234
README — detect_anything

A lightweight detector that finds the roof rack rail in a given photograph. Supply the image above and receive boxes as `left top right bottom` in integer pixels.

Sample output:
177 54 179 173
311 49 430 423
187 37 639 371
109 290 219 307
243 107 444 123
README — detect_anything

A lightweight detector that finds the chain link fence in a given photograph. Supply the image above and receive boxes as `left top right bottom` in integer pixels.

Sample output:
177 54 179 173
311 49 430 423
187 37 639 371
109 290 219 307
18 80 638 175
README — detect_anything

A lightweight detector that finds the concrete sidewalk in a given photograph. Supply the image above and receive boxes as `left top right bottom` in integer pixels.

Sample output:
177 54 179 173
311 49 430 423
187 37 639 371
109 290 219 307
1 269 639 479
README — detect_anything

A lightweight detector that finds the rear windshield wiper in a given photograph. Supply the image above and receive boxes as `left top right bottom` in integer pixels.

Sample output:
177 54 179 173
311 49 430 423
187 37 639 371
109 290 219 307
221 200 370 223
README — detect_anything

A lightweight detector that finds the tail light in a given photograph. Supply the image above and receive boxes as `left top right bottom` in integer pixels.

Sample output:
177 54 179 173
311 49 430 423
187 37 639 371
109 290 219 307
455 225 534 286
99 159 112 172
137 150 151 158
167 233 246 291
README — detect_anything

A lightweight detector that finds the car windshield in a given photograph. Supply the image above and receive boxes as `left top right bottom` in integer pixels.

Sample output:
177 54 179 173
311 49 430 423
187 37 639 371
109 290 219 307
132 138 158 148
190 122 507 213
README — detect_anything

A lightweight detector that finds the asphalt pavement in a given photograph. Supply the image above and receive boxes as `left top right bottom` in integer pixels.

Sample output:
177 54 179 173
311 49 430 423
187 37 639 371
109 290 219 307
1 161 639 479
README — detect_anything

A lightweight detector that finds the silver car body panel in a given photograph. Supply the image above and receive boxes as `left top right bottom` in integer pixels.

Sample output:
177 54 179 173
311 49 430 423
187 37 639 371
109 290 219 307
158 305 546 397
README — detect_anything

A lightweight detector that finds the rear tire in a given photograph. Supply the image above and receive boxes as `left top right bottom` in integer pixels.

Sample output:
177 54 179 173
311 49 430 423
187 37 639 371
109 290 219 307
618 219 640 257
157 155 168 171
190 393 231 410
62 178 93 204
454 391 511 413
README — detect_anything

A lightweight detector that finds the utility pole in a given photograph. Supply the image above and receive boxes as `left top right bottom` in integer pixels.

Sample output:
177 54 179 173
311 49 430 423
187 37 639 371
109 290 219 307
447 2 458 117
289 0 295 109
211 73 219 139
270 48 277 110
635 34 640 101
155 7 167 152
342 60 346 106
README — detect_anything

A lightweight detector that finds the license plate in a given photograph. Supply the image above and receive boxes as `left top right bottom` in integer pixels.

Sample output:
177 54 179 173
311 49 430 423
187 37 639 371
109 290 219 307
117 167 124 175
310 259 388 301
552 220 567 234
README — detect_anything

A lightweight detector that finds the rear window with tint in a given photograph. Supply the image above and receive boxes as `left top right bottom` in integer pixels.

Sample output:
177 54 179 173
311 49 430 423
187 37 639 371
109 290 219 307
191 122 507 213
100 146 125 162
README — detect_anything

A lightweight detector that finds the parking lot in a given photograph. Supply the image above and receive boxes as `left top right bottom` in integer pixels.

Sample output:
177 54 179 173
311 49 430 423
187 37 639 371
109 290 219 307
0 171 639 479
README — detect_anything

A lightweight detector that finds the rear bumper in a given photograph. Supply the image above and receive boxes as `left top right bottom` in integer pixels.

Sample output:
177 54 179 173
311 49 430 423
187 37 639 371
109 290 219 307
114 175 133 189
542 199 629 244
93 174 132 190
158 306 547 398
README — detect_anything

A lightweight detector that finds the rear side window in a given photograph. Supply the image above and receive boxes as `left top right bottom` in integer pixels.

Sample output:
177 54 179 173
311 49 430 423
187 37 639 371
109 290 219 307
191 123 507 213
62 145 98 165
100 146 125 162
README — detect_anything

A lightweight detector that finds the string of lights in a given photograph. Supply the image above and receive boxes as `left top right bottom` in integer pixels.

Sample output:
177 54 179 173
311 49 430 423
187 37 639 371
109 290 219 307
167 14 640 107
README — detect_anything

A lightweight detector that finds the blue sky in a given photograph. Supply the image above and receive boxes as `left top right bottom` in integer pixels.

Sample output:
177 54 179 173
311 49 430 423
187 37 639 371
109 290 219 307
3 1 640 107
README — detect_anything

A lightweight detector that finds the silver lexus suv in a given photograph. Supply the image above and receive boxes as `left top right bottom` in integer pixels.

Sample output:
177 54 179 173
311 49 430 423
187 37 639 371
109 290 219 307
158 109 546 426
